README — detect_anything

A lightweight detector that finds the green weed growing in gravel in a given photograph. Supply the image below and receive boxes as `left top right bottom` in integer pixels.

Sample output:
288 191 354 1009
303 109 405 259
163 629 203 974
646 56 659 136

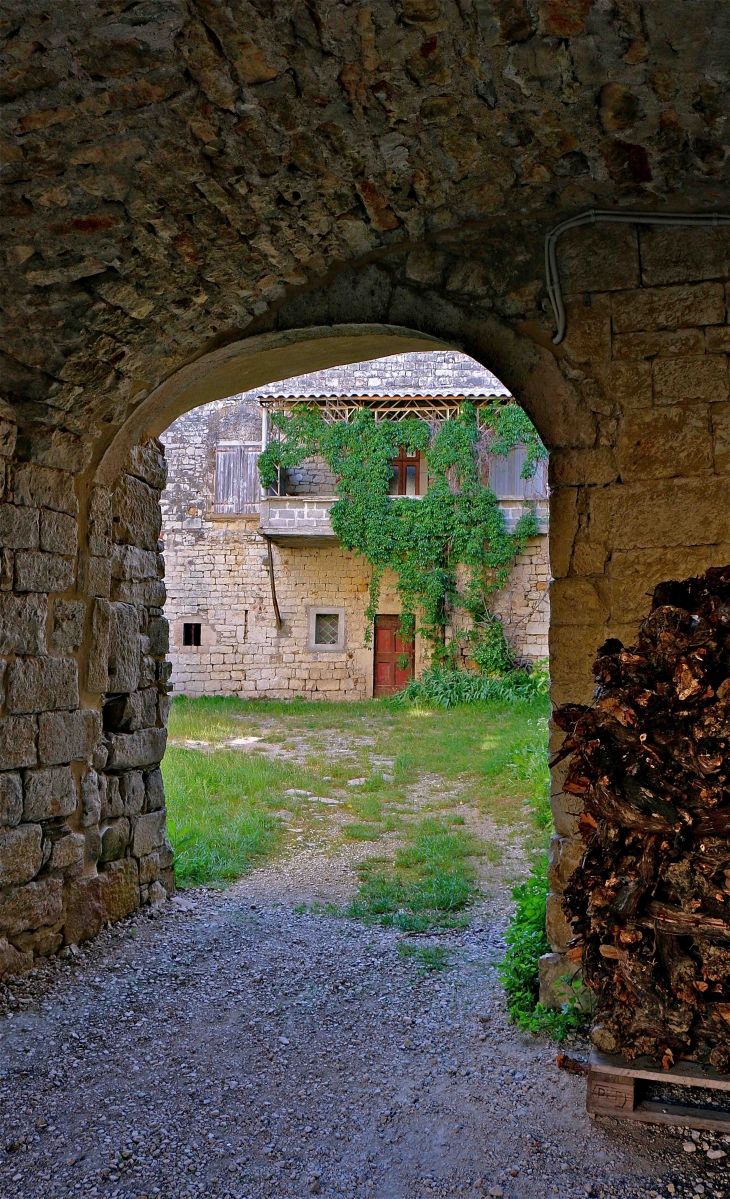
499 857 589 1042
398 943 451 972
348 818 479 931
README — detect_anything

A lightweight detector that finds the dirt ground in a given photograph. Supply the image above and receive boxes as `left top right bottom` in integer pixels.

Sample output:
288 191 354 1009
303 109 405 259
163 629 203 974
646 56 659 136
2 803 730 1199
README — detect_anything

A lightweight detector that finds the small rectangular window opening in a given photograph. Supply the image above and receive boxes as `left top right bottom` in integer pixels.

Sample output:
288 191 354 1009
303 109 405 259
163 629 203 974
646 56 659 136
314 613 340 646
183 622 202 647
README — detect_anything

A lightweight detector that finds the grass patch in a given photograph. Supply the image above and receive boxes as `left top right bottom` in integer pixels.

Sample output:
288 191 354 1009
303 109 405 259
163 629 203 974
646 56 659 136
498 856 589 1042
398 943 451 972
162 747 318 887
347 817 479 931
163 693 550 888
343 823 385 841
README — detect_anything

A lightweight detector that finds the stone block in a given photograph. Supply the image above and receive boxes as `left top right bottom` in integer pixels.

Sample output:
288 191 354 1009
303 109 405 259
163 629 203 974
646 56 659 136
559 224 639 293
548 447 617 488
39 509 78 555
103 687 157 733
601 476 730 550
84 825 101 866
88 486 112 557
713 403 730 474
640 226 730 287
0 877 64 936
618 404 713 480
120 770 145 816
560 296 612 363
87 597 111 692
547 833 584 892
549 787 583 839
100 817 131 862
100 857 139 922
7 655 78 714
611 282 725 333
607 545 717 624
545 890 573 953
652 355 729 404
0 772 23 826
605 360 653 408
13 463 78 516
80 553 111 598
147 880 167 907
63 875 103 945
538 951 582 1011
108 601 140 692
80 769 101 826
548 487 578 580
15 549 74 593
100 774 123 819
105 727 167 770
23 766 77 821
0 715 37 769
0 823 43 886
138 851 160 884
706 327 730 354
0 937 33 977
549 578 607 625
51 598 85 652
148 617 169 656
0 592 47 655
13 926 63 957
612 328 704 360
128 441 167 490
110 544 159 581
112 473 161 550
0 503 38 548
48 831 85 874
144 767 165 811
38 709 100 765
132 810 166 858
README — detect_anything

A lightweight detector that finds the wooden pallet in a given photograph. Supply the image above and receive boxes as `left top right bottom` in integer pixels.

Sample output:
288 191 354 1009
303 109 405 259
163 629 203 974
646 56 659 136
588 1049 730 1132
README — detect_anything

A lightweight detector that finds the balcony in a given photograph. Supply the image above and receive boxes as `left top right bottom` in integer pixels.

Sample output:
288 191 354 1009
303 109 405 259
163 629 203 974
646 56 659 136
258 496 337 546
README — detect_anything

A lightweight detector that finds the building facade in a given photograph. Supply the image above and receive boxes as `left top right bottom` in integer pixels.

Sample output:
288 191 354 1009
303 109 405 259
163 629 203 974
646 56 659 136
160 352 550 700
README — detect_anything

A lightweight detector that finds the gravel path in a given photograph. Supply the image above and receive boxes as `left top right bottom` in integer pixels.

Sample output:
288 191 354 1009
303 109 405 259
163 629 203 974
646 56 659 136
2 799 730 1199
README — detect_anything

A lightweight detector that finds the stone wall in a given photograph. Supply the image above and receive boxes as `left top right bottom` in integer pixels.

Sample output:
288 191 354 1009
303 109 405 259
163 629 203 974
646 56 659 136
0 428 173 977
160 394 549 699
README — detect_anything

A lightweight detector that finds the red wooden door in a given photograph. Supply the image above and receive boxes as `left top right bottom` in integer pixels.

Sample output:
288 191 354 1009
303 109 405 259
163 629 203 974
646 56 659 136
373 615 415 697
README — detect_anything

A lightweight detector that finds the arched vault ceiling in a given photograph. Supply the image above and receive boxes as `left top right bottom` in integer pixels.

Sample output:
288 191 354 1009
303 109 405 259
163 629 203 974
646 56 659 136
1 0 729 445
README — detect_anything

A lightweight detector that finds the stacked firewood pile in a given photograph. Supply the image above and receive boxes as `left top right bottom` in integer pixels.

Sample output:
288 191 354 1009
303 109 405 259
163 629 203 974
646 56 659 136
556 567 730 1070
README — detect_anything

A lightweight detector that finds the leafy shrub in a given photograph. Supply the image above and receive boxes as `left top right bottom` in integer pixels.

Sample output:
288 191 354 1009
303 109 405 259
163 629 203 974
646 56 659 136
499 857 589 1042
395 662 549 709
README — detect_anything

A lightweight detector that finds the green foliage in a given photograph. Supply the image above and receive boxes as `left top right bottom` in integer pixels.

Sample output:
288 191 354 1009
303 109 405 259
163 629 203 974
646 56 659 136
395 662 549 709
162 746 314 887
506 714 552 829
347 817 479 931
481 400 548 480
259 403 544 655
499 857 589 1042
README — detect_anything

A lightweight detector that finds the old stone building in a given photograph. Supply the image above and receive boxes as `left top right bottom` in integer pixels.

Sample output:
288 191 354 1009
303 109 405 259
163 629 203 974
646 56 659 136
160 350 549 700
0 0 729 996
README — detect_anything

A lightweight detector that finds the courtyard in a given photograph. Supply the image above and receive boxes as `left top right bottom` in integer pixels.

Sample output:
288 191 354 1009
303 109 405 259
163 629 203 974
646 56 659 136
2 696 729 1199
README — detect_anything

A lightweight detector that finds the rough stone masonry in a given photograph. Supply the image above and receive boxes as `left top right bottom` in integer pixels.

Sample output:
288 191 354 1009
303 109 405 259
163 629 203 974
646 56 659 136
1 1 730 991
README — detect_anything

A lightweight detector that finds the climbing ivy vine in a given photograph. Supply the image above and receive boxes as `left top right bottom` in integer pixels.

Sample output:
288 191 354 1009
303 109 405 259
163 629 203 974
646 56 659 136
259 402 547 671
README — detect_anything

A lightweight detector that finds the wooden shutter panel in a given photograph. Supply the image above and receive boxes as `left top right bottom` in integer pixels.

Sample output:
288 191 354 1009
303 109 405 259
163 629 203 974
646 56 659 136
214 445 261 514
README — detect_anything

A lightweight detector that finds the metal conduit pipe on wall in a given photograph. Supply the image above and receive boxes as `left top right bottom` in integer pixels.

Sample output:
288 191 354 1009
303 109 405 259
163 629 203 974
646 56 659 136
546 210 730 344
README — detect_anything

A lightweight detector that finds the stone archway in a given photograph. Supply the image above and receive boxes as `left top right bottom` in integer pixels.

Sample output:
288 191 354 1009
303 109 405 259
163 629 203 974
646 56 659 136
3 211 730 984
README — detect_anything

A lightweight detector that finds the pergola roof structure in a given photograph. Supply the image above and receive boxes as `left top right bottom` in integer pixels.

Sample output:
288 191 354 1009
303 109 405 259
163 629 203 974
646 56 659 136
258 391 512 423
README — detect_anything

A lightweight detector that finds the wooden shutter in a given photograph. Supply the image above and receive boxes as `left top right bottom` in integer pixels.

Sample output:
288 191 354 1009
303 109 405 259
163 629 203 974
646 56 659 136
487 445 547 499
214 444 261 514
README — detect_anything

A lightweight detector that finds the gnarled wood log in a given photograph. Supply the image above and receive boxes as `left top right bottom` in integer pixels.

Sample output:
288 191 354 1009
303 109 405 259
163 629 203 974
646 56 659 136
559 566 730 1071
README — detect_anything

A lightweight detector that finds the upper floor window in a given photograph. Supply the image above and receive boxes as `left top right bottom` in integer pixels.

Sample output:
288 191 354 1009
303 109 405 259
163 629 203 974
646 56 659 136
213 443 261 514
487 445 547 500
388 448 423 497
